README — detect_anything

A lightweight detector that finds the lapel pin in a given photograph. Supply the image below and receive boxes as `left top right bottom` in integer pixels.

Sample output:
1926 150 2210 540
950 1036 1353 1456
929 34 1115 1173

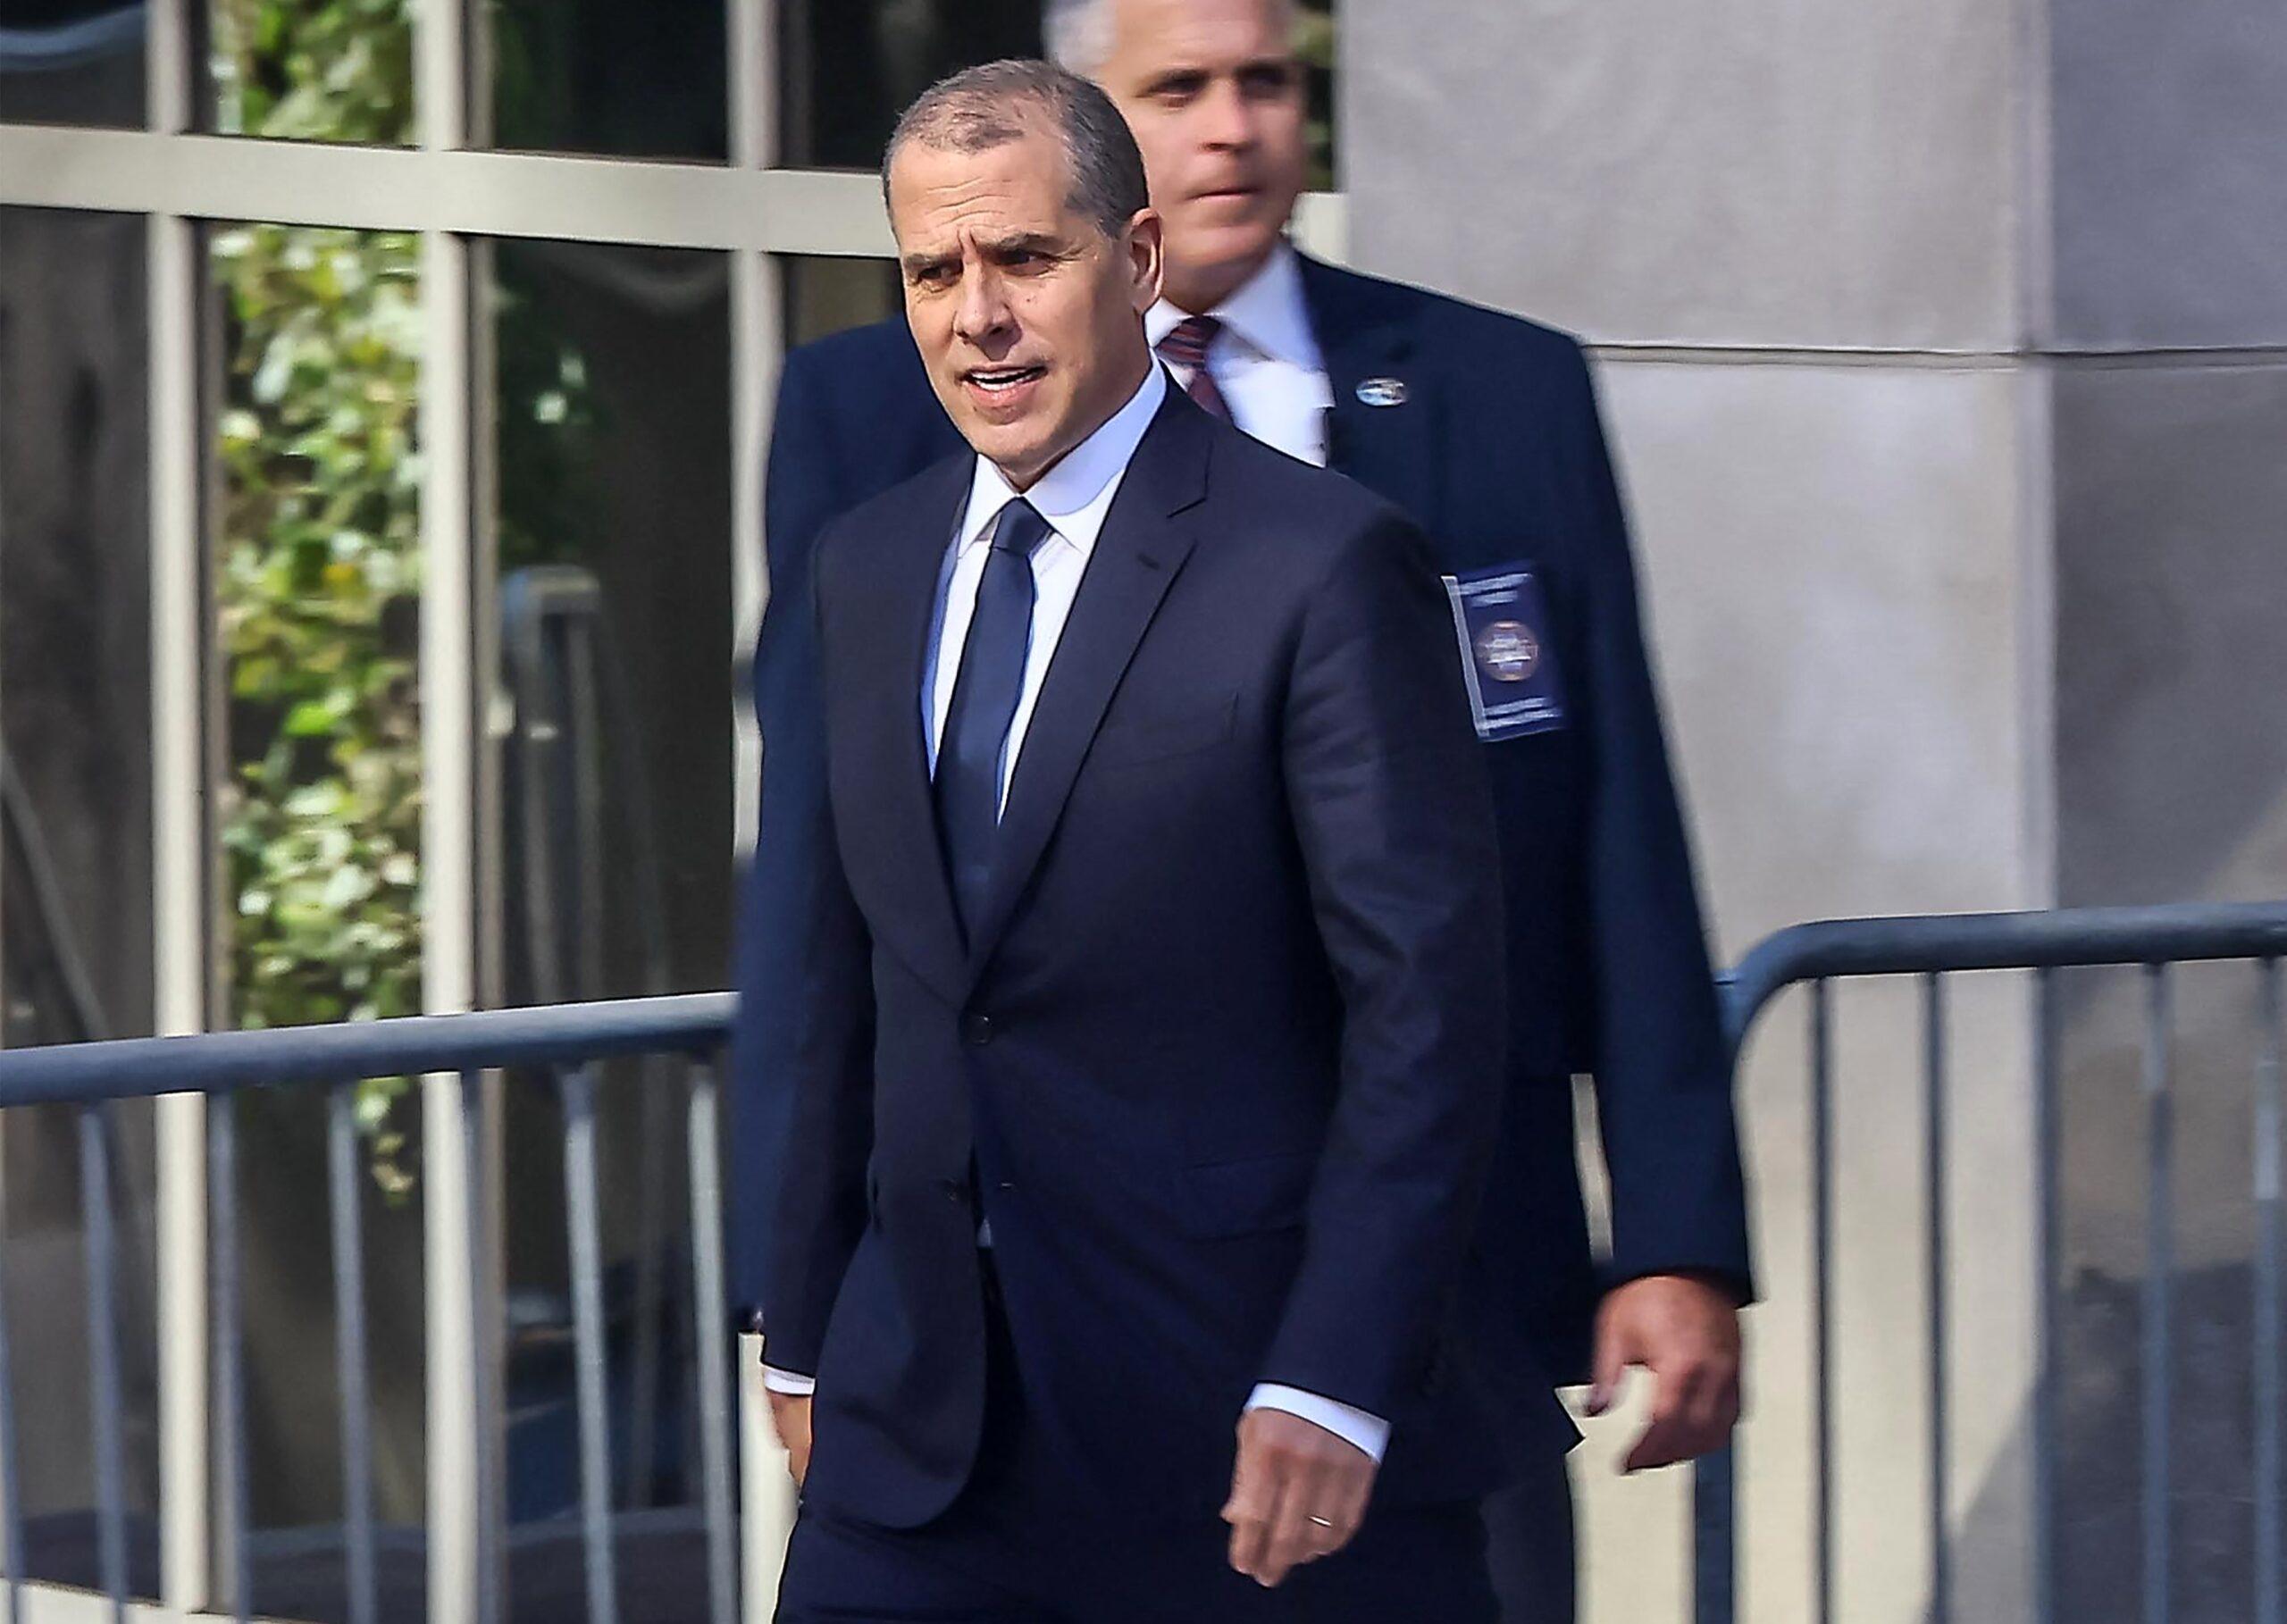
1356 376 1409 408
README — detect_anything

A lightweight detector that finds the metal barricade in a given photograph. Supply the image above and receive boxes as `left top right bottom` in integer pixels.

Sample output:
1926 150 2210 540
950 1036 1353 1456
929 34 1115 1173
0 993 738 1624
1695 900 2287 1624
11 899 2287 1622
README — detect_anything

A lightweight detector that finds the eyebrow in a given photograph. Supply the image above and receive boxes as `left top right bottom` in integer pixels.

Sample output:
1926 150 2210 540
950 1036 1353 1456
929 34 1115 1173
977 231 1063 258
901 232 1064 275
1143 55 1296 90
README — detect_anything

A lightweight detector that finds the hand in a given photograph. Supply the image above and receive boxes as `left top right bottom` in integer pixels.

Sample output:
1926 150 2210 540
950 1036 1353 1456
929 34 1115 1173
1588 1273 1743 1473
1222 1408 1378 1587
767 1392 814 1488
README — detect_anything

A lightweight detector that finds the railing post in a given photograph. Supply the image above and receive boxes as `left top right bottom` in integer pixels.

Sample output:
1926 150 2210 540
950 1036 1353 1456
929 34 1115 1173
148 0 213 1607
417 0 488 1609
563 1066 620 1624
688 1061 741 1624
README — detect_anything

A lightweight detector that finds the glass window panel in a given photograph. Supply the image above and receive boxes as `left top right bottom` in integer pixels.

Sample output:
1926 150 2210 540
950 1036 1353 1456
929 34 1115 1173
486 0 727 160
783 252 900 348
207 219 431 1593
779 0 1040 171
0 203 161 1594
0 0 147 127
1300 0 1335 188
777 0 1340 182
207 0 414 146
482 239 731 1569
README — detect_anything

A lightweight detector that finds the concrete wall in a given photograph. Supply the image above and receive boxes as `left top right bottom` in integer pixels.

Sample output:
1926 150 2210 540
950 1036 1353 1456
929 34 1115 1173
1348 1 2287 1619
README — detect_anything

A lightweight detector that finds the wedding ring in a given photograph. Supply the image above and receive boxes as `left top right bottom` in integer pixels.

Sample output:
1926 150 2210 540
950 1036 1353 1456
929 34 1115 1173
1307 1514 1336 1529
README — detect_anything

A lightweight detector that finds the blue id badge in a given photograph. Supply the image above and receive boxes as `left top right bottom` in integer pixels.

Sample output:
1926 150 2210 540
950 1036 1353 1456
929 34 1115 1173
1442 563 1568 741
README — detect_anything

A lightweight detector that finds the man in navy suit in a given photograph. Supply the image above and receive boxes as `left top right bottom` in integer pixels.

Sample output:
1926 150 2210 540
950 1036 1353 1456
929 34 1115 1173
757 59 1529 1618
733 3 1755 1617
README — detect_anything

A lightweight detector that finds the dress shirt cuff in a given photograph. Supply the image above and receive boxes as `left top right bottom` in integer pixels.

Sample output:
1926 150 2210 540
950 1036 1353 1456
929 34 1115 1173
1244 1383 1389 1463
761 1365 817 1397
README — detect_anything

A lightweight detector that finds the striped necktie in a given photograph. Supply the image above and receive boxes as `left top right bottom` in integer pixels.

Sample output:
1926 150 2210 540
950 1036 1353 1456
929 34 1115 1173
1156 314 1229 421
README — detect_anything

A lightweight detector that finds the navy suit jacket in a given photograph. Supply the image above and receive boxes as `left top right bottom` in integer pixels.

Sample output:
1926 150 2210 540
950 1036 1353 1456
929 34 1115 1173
761 387 1523 1527
732 255 1753 1406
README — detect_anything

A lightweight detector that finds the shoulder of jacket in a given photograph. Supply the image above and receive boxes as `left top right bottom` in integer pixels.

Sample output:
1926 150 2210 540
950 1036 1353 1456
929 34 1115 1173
780 316 927 411
1204 417 1410 550
786 314 917 372
814 452 965 576
1306 258 1589 376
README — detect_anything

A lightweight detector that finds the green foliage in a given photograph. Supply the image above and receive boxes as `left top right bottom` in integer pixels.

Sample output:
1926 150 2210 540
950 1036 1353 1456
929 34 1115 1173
491 253 607 574
1297 0 1336 190
210 0 416 146
213 0 423 1195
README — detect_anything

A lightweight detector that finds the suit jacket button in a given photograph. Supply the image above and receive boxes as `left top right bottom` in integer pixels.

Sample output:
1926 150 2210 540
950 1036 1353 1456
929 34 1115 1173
963 1013 995 1046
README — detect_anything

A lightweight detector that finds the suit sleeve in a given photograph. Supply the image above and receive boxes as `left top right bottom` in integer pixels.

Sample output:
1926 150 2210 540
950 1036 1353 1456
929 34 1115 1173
725 347 858 1336
750 528 877 1377
1260 510 1509 1419
1556 345 1755 1301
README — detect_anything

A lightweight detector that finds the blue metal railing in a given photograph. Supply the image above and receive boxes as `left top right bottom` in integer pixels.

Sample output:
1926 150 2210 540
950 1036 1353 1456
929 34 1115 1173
1697 900 2287 1624
10 903 2287 1622
0 992 736 1624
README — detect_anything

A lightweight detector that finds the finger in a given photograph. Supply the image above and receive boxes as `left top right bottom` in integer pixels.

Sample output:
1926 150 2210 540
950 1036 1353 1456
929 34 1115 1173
1622 1411 1693 1474
1663 1362 1742 1463
1293 1461 1372 1566
1224 1434 1285 1581
1229 1469 1291 1584
1588 1322 1632 1418
1695 1360 1744 1432
1624 1365 1708 1473
1319 1459 1375 1555
1256 1457 1327 1586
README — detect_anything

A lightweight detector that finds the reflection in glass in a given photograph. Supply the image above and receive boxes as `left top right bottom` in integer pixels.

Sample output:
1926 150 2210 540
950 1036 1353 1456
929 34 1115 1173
209 222 431 1589
487 0 727 160
214 223 424 1048
779 0 1040 171
484 240 731 1576
0 0 147 127
783 253 901 348
1299 0 1335 188
0 204 161 1593
209 0 414 145
778 0 1339 184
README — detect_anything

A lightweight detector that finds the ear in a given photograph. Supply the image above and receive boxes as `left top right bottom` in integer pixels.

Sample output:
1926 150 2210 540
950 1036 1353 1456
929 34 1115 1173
1124 208 1165 314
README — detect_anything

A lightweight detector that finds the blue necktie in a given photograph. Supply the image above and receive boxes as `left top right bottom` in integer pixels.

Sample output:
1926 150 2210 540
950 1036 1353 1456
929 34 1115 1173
934 498 1053 939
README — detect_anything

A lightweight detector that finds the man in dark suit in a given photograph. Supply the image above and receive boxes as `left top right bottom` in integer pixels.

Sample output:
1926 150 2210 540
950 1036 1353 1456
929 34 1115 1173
732 3 1755 1618
755 59 1534 1620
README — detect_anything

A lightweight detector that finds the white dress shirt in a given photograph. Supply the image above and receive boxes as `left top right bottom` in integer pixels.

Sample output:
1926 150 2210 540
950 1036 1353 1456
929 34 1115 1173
762 358 1390 1464
923 361 1168 799
1147 243 1336 468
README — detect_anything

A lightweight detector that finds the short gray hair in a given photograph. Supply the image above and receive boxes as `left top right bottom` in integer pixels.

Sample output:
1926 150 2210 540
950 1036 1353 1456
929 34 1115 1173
1043 0 1300 75
884 59 1150 239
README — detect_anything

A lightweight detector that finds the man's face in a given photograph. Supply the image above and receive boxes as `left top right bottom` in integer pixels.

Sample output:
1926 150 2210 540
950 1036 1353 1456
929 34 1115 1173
1093 0 1309 306
888 124 1163 489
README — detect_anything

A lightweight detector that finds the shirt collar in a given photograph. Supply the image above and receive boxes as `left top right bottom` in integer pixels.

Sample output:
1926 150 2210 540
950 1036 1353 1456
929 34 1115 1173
959 361 1168 559
1147 242 1322 373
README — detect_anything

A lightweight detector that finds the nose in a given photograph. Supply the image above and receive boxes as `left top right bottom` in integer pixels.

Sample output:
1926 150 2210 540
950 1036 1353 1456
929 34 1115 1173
1202 78 1258 153
953 264 1014 347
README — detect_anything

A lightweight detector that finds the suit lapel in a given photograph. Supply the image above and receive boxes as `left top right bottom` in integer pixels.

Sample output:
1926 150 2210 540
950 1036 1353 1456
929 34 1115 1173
1299 255 1441 534
960 393 1211 977
840 455 971 1006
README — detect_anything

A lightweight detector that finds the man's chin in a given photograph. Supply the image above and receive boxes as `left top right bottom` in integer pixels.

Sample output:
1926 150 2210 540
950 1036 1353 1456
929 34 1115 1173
959 421 1054 485
1168 226 1284 300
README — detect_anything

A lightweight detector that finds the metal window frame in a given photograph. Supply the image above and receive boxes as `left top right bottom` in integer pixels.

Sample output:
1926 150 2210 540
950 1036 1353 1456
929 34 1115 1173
0 3 1348 1616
